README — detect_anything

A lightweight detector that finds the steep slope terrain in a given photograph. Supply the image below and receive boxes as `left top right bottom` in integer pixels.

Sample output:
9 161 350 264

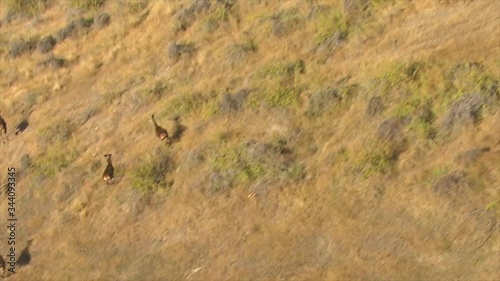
0 0 499 280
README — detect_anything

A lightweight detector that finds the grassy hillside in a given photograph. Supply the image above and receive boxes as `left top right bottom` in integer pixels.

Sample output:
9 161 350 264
0 0 499 280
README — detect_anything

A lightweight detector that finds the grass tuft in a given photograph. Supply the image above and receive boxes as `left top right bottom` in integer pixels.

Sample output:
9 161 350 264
69 0 105 10
6 0 48 16
131 149 173 192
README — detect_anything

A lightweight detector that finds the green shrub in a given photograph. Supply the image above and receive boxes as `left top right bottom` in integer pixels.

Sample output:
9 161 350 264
392 96 427 117
284 163 306 180
33 142 77 178
131 150 172 192
38 119 76 146
256 60 305 79
265 86 302 108
305 83 359 117
384 62 425 87
138 81 170 101
314 8 348 47
206 139 304 191
353 143 395 178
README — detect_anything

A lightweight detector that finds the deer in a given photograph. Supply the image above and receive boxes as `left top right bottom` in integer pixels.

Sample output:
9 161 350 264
151 114 171 145
103 154 114 185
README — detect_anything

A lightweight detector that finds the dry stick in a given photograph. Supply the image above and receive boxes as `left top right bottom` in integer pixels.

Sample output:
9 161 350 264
474 220 497 252
291 130 302 148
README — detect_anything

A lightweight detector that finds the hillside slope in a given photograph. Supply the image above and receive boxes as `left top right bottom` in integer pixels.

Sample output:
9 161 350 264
0 0 499 280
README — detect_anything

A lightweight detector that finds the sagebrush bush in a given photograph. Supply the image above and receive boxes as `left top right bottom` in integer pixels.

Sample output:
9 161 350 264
9 36 39 58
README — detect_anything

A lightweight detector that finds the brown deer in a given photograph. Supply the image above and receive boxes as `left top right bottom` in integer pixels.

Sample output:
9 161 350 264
102 154 114 184
0 113 7 144
151 114 171 145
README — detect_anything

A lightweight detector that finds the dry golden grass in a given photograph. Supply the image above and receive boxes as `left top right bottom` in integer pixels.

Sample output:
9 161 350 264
0 0 499 280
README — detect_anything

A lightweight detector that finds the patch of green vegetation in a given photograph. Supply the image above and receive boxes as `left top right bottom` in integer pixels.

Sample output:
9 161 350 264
211 145 241 171
69 0 105 10
159 89 221 118
207 138 304 191
244 86 302 110
265 86 302 108
131 149 172 192
313 8 348 46
200 96 220 118
33 142 78 178
305 83 359 117
432 166 451 178
127 0 148 13
255 60 305 79
354 143 395 178
138 81 170 101
384 62 425 87
268 135 288 153
446 63 499 101
239 163 265 182
269 8 302 37
392 96 426 117
37 119 77 147
409 118 436 139
6 0 48 16
101 89 126 105
485 200 500 211
284 163 306 180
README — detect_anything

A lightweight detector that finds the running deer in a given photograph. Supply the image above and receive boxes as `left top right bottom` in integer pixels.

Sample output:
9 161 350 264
103 154 114 184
